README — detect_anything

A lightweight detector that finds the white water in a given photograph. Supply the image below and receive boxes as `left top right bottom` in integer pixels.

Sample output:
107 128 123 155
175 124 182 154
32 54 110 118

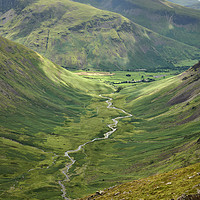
58 95 132 200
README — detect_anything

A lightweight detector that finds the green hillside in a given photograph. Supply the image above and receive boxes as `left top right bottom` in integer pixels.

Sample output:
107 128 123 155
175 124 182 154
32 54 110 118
0 35 113 199
60 63 200 198
80 162 200 200
73 0 200 49
0 35 112 132
0 0 199 71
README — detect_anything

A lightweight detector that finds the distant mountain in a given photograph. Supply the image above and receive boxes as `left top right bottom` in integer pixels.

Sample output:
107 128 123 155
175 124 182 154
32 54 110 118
187 2 200 9
0 0 199 71
167 0 199 6
73 0 200 49
167 0 200 9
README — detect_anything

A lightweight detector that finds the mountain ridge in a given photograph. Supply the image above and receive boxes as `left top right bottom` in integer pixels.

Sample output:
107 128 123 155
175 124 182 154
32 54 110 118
0 0 199 71
73 0 200 48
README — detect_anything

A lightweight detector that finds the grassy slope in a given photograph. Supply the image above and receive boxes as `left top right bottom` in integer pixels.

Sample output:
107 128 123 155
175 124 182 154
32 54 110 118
0 36 114 199
0 0 199 71
62 63 200 199
73 0 200 49
80 162 200 200
0 35 112 132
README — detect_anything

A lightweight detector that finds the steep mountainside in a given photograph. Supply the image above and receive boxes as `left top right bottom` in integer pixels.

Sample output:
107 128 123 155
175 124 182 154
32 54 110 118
0 35 114 199
0 0 199 71
73 0 200 48
0 35 111 132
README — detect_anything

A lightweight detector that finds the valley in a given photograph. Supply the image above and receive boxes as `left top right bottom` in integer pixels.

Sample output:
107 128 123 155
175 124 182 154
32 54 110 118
1 50 199 199
58 95 132 199
0 0 200 199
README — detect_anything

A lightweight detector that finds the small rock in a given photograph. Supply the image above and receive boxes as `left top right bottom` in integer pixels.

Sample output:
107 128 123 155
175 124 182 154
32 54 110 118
189 175 195 179
177 194 186 200
194 184 200 188
123 191 127 194
95 190 104 195
114 192 120 196
177 194 200 200
166 182 172 185
108 186 115 190
197 172 200 176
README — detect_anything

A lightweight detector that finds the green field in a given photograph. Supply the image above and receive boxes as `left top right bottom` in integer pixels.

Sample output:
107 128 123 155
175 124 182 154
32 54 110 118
74 70 179 85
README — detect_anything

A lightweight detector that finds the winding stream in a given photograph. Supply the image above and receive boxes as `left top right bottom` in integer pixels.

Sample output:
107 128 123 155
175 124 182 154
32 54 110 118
58 95 132 200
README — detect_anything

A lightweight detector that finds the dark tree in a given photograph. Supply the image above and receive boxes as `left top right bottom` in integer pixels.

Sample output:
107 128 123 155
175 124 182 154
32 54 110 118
116 86 123 93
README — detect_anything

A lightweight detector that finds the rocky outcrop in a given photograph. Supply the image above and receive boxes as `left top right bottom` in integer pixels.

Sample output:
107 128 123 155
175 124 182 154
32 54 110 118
177 194 200 200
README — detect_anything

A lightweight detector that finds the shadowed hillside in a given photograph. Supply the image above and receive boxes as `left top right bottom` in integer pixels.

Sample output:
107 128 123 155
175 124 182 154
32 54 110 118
0 0 199 71
0 35 111 133
73 0 200 48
